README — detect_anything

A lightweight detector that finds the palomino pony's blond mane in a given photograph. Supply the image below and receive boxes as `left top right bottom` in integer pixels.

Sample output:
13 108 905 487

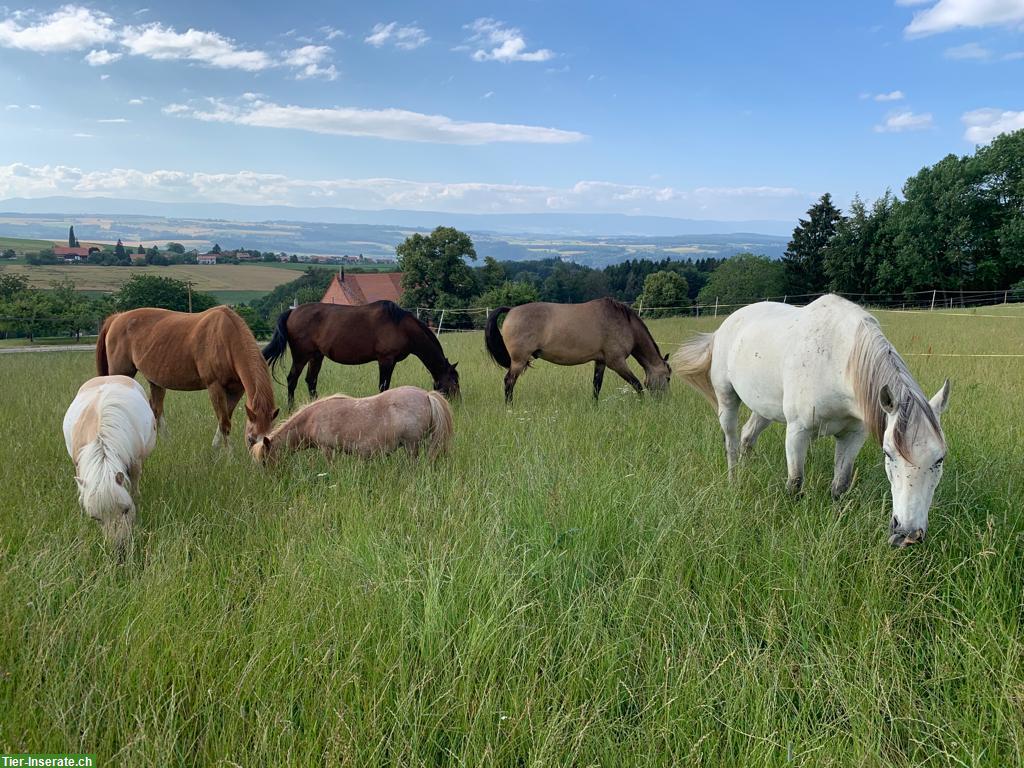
847 317 942 459
266 393 353 440
76 388 136 509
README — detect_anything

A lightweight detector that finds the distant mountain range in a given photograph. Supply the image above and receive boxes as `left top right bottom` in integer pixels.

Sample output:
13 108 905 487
0 196 795 238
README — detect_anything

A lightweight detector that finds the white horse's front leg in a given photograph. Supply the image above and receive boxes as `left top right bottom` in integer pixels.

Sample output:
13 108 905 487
740 413 772 455
785 422 812 494
831 426 867 499
717 394 741 481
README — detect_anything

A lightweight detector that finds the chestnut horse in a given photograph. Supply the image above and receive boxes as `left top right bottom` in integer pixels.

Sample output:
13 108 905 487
485 298 671 403
262 300 459 410
96 306 278 447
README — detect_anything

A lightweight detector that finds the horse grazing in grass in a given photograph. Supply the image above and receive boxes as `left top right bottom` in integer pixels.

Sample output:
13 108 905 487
250 386 453 463
485 298 671 403
97 306 278 448
672 294 951 547
262 300 460 410
63 375 157 553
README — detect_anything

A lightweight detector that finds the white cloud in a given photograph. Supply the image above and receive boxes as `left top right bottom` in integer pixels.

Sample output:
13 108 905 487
164 97 586 145
944 41 992 59
72 133 93 138
128 98 145 105
905 0 1024 37
283 45 337 80
97 118 129 123
99 73 109 80
0 5 116 52
84 48 122 66
874 110 934 132
466 18 554 62
364 22 428 50
28 104 40 109
482 91 494 99
874 90 905 101
5 104 20 110
320 26 345 41
962 108 1024 143
120 23 273 70
0 162 806 219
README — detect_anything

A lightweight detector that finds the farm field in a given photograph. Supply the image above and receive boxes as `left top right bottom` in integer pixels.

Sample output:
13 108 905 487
0 235 54 252
0 262 304 294
0 307 1022 765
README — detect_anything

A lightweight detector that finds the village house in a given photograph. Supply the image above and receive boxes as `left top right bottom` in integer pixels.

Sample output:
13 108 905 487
53 245 99 262
320 270 403 306
197 253 218 265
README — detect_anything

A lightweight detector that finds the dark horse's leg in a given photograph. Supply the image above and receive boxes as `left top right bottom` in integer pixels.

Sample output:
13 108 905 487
378 358 396 392
305 353 324 400
608 358 643 394
286 354 309 410
592 361 606 401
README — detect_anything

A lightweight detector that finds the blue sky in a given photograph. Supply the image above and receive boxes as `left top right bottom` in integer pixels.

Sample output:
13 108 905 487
2 0 1023 221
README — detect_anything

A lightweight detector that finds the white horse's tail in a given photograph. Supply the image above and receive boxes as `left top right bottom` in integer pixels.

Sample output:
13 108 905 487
425 391 454 460
671 333 718 408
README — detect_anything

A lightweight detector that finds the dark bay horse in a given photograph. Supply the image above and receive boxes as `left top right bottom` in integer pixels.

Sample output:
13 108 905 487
485 298 671 403
262 300 460 409
96 306 278 447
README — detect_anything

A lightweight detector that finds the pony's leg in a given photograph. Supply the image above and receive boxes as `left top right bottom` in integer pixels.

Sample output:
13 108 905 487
503 361 527 404
740 413 772 455
607 359 643 394
305 354 324 400
148 383 168 433
207 384 232 448
592 361 606 401
831 426 867 499
378 359 396 392
286 356 308 410
784 422 812 494
717 390 741 481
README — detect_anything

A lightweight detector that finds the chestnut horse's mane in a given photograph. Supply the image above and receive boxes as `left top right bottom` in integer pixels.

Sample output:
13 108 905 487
222 308 276 417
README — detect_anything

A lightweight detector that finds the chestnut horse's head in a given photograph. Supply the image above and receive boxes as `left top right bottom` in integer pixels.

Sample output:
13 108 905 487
244 404 279 449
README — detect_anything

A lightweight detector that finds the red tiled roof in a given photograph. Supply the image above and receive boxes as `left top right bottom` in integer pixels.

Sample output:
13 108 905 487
54 246 94 257
321 272 403 306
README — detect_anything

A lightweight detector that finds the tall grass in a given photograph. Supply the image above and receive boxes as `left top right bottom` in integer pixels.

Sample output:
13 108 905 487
0 310 1021 766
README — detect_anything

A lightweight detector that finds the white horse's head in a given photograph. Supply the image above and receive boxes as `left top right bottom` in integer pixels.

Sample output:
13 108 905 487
880 379 951 547
77 469 135 552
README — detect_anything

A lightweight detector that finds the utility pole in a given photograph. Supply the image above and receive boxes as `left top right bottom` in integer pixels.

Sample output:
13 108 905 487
186 281 194 313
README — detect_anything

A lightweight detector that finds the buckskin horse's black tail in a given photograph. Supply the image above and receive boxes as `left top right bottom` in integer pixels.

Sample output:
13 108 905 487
484 307 512 368
262 309 293 370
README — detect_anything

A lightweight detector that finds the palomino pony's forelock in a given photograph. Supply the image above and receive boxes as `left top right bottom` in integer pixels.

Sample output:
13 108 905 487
75 388 136 510
847 318 942 459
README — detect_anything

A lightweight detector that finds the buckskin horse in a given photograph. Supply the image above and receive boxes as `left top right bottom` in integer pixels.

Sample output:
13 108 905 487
484 298 671 404
262 300 459 409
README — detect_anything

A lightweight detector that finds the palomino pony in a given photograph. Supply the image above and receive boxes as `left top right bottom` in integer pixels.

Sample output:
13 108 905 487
63 375 157 552
250 386 453 463
485 298 671 403
262 300 460 410
97 306 278 447
672 294 951 547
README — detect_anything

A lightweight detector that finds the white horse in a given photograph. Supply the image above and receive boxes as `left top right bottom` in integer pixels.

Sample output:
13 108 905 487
672 295 951 547
63 375 158 552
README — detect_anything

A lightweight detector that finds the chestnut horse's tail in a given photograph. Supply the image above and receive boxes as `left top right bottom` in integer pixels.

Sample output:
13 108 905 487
425 390 454 460
95 314 113 376
484 307 512 369
262 308 293 370
670 332 718 409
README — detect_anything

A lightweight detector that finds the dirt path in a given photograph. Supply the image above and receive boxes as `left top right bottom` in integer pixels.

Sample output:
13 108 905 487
0 344 93 355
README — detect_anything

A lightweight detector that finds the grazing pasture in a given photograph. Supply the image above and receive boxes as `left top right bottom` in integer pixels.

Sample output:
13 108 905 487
0 307 1021 766
0 263 302 294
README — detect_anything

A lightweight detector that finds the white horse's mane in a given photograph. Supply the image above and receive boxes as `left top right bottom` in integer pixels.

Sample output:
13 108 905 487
77 388 137 509
847 317 941 458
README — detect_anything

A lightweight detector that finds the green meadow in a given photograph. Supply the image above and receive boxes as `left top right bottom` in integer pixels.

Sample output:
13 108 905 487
0 307 1021 766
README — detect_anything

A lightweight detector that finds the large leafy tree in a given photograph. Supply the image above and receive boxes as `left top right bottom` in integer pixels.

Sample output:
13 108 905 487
782 193 842 295
113 275 217 313
397 227 478 308
697 253 786 308
638 270 689 317
822 192 898 295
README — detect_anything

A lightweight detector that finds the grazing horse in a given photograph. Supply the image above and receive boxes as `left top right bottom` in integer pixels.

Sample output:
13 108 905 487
672 294 951 547
251 386 453 463
63 375 157 552
485 298 671 403
96 306 278 447
262 300 460 410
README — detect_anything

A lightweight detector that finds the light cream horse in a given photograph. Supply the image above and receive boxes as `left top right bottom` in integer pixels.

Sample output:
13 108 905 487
63 375 157 552
673 294 951 547
251 386 453 463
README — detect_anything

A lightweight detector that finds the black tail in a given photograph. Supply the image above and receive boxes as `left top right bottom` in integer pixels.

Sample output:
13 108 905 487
262 309 293 370
484 307 512 368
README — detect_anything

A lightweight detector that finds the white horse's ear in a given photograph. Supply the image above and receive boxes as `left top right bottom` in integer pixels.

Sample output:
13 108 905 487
879 384 897 415
114 471 125 486
930 378 951 416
